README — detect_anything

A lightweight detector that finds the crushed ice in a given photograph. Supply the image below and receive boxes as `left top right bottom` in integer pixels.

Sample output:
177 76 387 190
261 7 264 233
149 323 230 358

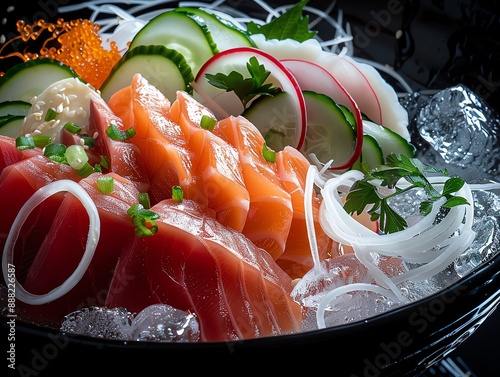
61 304 200 342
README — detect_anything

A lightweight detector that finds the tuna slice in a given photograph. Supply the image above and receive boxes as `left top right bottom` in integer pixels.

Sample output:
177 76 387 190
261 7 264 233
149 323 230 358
15 173 139 326
105 198 303 342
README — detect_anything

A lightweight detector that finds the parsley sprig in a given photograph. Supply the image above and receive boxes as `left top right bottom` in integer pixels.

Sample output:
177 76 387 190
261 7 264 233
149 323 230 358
246 0 317 42
344 154 470 234
205 56 282 109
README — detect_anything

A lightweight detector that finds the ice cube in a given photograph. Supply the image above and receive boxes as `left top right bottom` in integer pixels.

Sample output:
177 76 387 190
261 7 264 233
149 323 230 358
129 304 200 342
402 85 500 182
455 190 500 277
61 306 133 340
292 254 403 328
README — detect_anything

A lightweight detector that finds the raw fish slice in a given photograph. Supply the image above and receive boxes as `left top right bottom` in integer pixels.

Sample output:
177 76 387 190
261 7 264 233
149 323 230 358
0 155 80 282
18 173 139 326
169 90 249 231
215 115 293 260
106 198 303 342
89 98 150 193
0 135 42 174
108 74 207 206
275 146 336 279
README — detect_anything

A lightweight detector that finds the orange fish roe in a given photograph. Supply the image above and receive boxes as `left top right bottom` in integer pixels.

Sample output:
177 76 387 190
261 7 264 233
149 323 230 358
0 18 122 89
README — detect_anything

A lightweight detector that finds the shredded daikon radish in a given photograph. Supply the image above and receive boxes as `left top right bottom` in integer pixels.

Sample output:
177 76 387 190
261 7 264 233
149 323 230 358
1 180 100 305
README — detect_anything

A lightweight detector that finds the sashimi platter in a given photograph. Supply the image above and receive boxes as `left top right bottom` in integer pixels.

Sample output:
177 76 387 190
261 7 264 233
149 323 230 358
1 0 500 374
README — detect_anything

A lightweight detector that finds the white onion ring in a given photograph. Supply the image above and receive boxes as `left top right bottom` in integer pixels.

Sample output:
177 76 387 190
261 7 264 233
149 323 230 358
2 179 100 305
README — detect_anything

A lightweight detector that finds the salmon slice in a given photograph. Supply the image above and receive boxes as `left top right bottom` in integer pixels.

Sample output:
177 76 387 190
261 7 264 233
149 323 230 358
0 135 42 174
215 115 293 260
106 198 303 342
168 90 249 232
275 146 336 279
108 74 207 206
18 172 139 326
0 155 80 284
89 98 150 194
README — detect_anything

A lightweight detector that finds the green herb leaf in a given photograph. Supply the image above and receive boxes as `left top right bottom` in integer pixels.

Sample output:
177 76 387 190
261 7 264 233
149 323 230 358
246 0 317 42
205 56 281 108
344 153 470 234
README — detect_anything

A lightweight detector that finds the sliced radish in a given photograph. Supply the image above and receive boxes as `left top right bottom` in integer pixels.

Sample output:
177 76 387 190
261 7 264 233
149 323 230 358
316 54 383 127
193 47 307 150
281 59 364 170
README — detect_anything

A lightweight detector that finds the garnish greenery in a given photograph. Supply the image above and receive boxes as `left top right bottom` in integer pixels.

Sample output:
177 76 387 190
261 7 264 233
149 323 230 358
262 142 276 163
246 0 317 42
127 204 160 237
344 153 470 234
205 56 282 109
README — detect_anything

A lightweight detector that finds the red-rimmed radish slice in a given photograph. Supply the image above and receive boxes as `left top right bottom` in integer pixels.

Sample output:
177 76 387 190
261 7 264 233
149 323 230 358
317 54 383 125
281 59 363 170
193 47 307 150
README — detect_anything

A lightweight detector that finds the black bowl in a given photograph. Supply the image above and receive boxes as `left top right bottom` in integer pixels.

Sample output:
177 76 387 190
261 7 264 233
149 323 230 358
1 1 499 376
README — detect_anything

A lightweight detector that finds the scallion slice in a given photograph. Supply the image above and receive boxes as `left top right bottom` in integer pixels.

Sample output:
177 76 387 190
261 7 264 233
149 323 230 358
33 135 51 148
105 123 136 141
65 144 89 170
77 162 94 178
44 143 67 163
200 115 216 130
97 176 114 194
64 122 82 134
262 142 276 163
81 135 96 148
44 108 57 121
138 192 151 209
172 185 184 202
15 136 35 150
127 204 160 237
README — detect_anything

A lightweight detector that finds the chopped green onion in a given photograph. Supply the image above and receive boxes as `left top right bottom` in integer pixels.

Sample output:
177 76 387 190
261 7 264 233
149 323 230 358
33 135 51 148
65 144 89 170
44 108 57 121
93 164 102 173
81 135 96 148
15 136 35 150
262 142 276 163
105 123 136 141
44 143 67 163
97 175 114 194
172 185 183 202
64 122 82 134
127 204 159 237
76 162 94 178
100 155 110 170
138 192 151 209
200 115 216 130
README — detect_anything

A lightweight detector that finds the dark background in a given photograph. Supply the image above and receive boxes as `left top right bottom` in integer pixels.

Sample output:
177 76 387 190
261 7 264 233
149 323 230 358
1 1 499 376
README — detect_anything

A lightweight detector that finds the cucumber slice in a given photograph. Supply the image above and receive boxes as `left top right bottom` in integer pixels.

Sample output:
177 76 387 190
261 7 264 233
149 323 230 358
352 134 384 170
299 90 356 167
128 10 218 75
0 115 24 137
0 100 31 117
242 91 301 151
0 59 79 102
175 7 256 51
100 45 194 103
363 120 416 159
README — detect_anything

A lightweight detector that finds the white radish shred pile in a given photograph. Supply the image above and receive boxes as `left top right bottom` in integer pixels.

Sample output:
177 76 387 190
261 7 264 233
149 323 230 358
2 180 100 305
